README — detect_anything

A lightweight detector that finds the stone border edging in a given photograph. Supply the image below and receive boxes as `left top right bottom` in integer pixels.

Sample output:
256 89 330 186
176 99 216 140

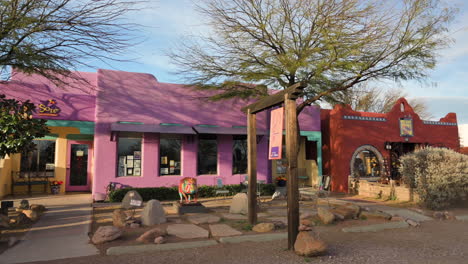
219 232 287 243
106 240 219 255
342 221 410 233
455 215 468 221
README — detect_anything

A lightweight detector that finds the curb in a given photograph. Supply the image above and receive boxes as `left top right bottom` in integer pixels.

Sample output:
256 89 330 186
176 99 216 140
106 240 219 255
455 215 468 221
342 221 410 233
219 232 287 243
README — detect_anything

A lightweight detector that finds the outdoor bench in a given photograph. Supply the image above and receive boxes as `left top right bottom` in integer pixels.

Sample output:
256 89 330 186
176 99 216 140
11 171 54 196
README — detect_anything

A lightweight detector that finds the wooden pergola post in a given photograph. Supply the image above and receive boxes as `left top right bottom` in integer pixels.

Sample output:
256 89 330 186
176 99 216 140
285 93 299 249
247 109 257 225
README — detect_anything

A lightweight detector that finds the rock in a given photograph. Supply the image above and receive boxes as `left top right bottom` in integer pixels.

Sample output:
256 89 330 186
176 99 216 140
112 209 127 227
433 211 445 220
91 226 122 244
167 224 209 239
301 219 313 227
221 213 247 220
272 221 286 229
154 236 165 244
300 212 313 220
444 211 455 220
294 231 327 257
317 207 335 224
229 193 248 215
136 227 167 243
0 214 9 228
360 211 392 220
298 224 313 231
16 213 33 225
8 237 18 247
187 214 221 224
141 200 166 226
209 224 242 237
30 204 46 213
252 223 274 233
22 210 39 222
19 200 29 210
121 190 144 210
406 219 420 227
130 223 141 228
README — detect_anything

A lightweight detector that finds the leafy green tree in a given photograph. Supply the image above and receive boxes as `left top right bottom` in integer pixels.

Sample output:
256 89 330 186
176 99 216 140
170 0 456 113
0 94 49 158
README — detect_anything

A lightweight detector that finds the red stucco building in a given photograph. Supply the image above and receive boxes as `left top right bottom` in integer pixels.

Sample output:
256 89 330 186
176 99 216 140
321 98 460 192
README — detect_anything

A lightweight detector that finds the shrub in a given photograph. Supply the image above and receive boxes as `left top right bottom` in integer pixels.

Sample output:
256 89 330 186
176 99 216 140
108 183 276 202
399 147 468 210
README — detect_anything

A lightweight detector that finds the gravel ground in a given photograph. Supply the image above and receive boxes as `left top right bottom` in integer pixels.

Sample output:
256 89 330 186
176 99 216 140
24 220 468 264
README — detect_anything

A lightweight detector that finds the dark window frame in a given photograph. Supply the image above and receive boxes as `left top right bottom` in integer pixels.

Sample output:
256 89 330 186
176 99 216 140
197 134 218 175
159 134 182 176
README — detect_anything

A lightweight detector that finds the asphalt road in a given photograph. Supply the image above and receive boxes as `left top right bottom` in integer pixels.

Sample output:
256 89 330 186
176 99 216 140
24 220 468 264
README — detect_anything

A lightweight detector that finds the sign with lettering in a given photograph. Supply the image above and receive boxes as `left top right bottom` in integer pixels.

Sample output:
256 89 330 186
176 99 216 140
269 107 284 160
38 99 61 116
400 118 414 137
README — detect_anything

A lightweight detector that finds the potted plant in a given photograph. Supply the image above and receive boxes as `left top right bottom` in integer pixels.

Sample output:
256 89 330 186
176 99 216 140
276 176 287 187
50 181 63 194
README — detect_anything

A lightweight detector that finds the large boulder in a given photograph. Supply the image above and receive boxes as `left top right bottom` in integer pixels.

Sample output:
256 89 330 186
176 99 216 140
360 210 392 220
92 226 122 244
121 190 144 210
317 207 335 224
30 204 46 213
22 210 39 222
141 200 166 226
229 193 248 215
16 213 33 225
294 231 327 256
19 200 29 210
112 209 127 227
136 227 167 243
252 223 275 233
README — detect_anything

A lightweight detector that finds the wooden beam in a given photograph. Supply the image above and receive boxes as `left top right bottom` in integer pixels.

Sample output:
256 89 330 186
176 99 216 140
241 82 306 114
247 109 257 225
285 93 299 250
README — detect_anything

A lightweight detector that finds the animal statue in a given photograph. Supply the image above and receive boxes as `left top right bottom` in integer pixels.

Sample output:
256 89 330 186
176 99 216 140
178 177 198 204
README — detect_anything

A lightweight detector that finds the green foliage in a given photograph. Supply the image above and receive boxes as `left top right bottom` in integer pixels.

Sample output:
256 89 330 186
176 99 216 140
108 183 276 202
241 224 253 231
0 94 49 158
399 147 468 210
170 0 457 113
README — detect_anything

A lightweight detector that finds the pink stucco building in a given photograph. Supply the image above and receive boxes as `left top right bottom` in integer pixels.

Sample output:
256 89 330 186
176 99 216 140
0 69 322 199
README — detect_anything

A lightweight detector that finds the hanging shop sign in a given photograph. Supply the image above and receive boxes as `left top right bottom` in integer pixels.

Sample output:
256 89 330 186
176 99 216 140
38 99 61 116
269 107 284 160
400 118 414 137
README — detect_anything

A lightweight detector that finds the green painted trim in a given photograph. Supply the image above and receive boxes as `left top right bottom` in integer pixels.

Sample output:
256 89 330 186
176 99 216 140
160 123 183 126
118 121 144 125
196 124 219 128
38 134 59 140
46 120 95 134
66 134 94 140
300 131 323 181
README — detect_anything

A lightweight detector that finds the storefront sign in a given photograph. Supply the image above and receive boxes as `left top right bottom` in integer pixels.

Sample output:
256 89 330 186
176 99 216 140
269 107 284 160
38 99 61 116
400 118 414 137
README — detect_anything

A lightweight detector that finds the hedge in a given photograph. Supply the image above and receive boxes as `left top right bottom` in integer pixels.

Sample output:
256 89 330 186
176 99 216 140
108 183 276 203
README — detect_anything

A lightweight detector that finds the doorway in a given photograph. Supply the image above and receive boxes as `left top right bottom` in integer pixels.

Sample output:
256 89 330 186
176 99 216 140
66 141 92 192
389 142 419 180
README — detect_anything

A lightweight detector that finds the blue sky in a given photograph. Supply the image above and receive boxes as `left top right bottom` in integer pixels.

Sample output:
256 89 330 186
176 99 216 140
80 0 468 124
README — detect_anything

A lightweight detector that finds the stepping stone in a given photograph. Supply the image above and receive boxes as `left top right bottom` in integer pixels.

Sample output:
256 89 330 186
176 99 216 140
342 221 409 233
209 224 242 237
384 209 433 222
167 224 209 239
267 217 288 224
221 213 247 220
187 214 221 224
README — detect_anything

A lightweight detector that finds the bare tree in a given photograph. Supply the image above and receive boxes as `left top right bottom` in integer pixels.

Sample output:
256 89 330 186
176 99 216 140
169 0 456 114
0 0 143 83
324 85 433 119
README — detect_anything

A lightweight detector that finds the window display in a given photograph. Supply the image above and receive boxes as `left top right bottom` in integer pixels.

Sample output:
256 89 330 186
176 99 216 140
160 135 181 175
117 132 142 177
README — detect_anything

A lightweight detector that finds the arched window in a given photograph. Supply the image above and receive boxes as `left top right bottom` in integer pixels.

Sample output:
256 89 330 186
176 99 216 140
350 145 384 180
